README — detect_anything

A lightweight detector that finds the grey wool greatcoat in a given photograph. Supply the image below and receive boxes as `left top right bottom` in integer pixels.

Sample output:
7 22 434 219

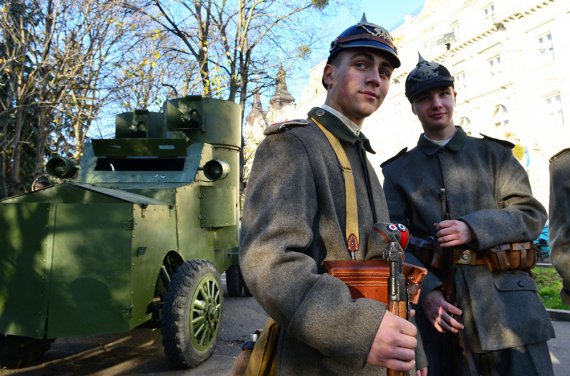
549 148 570 305
240 107 426 375
381 127 554 367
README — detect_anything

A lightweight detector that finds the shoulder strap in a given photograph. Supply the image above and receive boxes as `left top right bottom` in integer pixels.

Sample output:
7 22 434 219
479 133 515 149
550 147 570 162
380 147 408 168
311 117 359 259
264 119 309 136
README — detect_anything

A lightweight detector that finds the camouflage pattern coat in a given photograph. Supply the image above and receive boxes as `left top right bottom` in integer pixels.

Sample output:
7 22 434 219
240 107 425 375
549 148 570 305
382 126 554 354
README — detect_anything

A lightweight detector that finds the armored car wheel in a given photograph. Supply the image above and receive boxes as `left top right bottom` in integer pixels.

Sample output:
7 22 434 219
161 260 222 368
241 269 252 297
243 282 252 297
0 334 54 368
225 265 244 297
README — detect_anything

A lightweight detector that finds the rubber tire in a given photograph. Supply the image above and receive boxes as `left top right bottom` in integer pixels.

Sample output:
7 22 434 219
243 282 252 297
161 260 223 368
226 265 243 297
241 268 252 297
0 334 54 369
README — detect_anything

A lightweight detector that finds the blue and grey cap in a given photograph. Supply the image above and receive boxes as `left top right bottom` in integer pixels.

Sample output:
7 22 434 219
328 14 400 68
405 54 454 103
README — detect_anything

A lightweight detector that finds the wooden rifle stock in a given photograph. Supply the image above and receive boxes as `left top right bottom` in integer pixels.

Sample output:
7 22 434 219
385 242 408 376
387 300 408 319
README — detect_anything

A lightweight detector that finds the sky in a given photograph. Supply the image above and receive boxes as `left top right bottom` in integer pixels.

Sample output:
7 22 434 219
355 0 425 31
317 0 427 55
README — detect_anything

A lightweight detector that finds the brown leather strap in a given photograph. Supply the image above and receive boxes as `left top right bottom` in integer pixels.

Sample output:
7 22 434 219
312 117 359 259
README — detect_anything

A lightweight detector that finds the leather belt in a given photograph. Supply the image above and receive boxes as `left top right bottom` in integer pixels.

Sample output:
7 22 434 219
454 249 486 266
409 238 537 272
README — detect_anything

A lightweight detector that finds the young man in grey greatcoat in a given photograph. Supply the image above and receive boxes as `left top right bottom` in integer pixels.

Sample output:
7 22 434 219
549 147 570 305
240 16 427 376
381 56 554 376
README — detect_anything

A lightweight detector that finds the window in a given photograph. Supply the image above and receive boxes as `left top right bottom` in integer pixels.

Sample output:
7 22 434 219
488 55 501 78
538 33 554 63
451 21 459 36
483 4 495 19
455 71 466 91
493 105 510 138
449 20 460 45
545 93 565 128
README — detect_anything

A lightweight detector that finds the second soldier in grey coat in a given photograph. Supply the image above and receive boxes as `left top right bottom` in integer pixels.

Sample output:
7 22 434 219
382 56 554 376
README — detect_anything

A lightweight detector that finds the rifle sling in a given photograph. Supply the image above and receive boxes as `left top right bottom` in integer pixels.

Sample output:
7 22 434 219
312 117 359 258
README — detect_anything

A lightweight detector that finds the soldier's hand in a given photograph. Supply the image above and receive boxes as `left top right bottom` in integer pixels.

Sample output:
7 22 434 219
422 289 464 333
435 220 474 247
367 311 417 371
417 367 428 376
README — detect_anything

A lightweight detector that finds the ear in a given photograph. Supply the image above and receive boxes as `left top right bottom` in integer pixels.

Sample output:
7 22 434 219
323 64 335 89
411 103 417 115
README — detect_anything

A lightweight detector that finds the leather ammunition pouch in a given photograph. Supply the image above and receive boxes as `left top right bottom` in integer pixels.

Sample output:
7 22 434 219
322 260 428 305
481 242 538 272
409 237 537 273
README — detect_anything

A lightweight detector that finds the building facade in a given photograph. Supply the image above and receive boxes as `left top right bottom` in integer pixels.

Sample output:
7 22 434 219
243 64 296 182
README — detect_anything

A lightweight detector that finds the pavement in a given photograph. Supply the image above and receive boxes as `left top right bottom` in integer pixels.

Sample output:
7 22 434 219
550 319 570 375
1 279 569 375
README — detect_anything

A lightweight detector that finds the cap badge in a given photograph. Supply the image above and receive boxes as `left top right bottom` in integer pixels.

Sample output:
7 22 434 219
409 63 441 82
357 22 394 43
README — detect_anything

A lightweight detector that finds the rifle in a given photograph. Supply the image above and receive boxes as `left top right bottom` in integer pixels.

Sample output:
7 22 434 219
439 188 453 302
438 188 478 376
384 240 407 376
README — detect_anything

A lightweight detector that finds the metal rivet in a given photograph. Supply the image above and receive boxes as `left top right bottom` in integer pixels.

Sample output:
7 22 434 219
517 281 525 287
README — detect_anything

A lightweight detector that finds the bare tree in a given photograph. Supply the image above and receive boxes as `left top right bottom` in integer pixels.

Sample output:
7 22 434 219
0 0 139 195
127 0 329 109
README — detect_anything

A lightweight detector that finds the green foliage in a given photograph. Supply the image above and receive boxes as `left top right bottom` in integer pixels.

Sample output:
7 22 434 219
297 44 311 58
533 266 568 310
312 0 329 10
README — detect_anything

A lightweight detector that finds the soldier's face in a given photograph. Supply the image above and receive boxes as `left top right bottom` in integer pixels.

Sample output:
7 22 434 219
323 50 393 125
412 86 457 134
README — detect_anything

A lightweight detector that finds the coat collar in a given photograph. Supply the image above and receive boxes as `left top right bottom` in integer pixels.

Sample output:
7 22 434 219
308 107 375 154
417 126 467 156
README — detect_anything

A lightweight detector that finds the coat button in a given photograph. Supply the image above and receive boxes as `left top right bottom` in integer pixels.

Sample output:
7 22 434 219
315 109 325 116
517 280 525 287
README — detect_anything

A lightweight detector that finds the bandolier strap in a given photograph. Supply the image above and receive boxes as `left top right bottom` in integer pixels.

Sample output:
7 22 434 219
312 117 359 259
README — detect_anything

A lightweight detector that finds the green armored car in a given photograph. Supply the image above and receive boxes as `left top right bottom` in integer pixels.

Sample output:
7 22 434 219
0 96 245 368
